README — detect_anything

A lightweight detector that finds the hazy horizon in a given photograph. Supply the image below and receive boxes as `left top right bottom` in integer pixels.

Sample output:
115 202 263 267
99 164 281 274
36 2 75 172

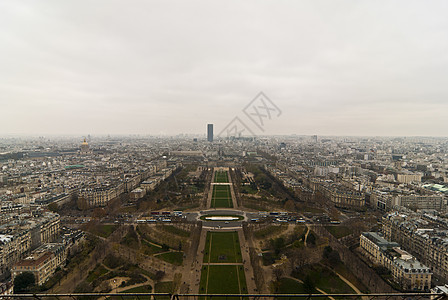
1 1 448 137
1 133 448 140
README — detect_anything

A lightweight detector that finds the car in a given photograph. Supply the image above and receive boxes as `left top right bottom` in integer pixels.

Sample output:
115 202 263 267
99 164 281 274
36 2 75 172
225 221 229 224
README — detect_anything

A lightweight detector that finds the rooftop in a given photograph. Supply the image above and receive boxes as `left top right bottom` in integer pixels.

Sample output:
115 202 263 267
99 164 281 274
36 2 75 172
14 252 54 268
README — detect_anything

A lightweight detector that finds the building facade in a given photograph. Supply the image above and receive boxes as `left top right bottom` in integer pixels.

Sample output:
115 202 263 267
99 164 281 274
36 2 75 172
11 243 67 286
382 212 448 281
0 231 31 277
360 232 432 291
207 124 213 142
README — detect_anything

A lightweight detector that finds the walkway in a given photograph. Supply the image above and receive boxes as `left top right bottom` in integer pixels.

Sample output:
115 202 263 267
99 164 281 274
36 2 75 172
286 276 335 300
182 227 207 293
334 271 368 300
304 225 310 247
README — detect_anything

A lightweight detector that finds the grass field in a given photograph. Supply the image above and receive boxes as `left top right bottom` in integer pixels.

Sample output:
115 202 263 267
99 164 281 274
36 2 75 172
112 285 153 300
253 224 288 239
120 284 152 293
154 281 175 293
276 278 328 299
293 264 356 294
214 171 229 183
155 251 184 266
141 239 164 255
199 231 247 296
203 231 242 263
211 185 233 208
154 281 174 300
324 226 353 239
199 265 247 295
277 278 306 293
86 265 108 282
88 224 118 238
240 185 258 194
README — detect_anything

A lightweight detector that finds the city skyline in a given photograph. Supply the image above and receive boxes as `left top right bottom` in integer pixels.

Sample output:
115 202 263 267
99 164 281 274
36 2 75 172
2 134 448 295
1 1 448 137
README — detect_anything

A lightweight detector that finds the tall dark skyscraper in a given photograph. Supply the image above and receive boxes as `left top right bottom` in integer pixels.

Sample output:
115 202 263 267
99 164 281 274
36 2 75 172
207 124 213 142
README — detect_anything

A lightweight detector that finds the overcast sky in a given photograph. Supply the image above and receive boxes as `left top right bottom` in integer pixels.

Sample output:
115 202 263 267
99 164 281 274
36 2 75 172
1 1 448 137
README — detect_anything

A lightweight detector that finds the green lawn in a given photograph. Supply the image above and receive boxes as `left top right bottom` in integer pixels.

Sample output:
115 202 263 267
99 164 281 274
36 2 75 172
324 226 353 239
139 268 156 280
86 265 108 282
276 278 328 299
253 224 288 239
141 239 164 255
155 251 184 266
120 284 152 293
240 185 258 194
90 224 118 238
293 264 355 294
276 278 305 293
203 231 242 263
199 265 247 295
112 285 153 300
154 281 174 293
333 262 369 293
211 185 233 208
214 171 229 183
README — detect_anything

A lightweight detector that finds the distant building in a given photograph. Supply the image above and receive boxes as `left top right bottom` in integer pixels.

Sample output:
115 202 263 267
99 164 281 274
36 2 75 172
207 124 213 142
79 183 123 208
394 195 445 211
396 173 422 184
80 138 91 155
130 188 146 200
318 182 365 210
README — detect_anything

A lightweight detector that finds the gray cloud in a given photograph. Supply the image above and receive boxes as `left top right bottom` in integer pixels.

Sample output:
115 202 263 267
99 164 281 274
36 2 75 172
1 0 448 136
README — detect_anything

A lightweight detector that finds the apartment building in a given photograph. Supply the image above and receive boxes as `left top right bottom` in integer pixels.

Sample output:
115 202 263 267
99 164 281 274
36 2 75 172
11 252 55 286
319 183 365 210
0 231 31 277
79 182 124 208
360 232 432 291
393 195 446 211
29 212 60 249
396 173 422 184
11 243 67 286
382 212 448 281
370 191 393 211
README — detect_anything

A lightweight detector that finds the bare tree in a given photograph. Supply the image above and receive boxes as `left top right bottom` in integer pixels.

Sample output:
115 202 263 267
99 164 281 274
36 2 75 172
272 266 284 282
